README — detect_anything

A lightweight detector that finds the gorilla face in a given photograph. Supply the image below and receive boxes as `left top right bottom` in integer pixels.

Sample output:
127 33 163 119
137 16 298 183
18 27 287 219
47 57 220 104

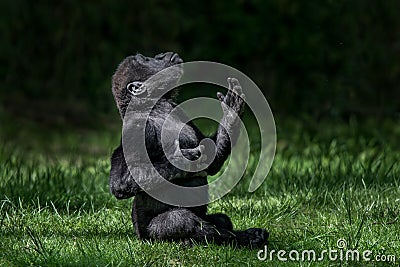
112 52 183 118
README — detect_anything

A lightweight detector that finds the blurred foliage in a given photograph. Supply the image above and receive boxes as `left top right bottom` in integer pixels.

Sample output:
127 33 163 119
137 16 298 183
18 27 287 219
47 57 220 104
1 0 399 124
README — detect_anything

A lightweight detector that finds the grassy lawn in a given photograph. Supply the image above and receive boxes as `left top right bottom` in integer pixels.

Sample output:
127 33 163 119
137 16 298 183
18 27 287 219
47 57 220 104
0 117 399 266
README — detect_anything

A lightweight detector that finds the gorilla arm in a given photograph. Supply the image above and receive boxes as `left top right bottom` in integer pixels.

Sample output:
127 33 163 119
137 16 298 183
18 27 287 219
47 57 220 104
109 140 206 200
207 78 245 176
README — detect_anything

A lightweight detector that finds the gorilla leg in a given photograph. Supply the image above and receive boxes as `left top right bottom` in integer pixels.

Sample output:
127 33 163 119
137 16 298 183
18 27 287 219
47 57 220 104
205 213 233 231
147 208 268 247
205 214 269 247
132 195 268 247
147 208 234 245
205 213 269 248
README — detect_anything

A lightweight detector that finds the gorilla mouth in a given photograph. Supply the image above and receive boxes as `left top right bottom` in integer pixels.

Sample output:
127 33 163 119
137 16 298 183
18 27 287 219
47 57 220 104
170 53 183 64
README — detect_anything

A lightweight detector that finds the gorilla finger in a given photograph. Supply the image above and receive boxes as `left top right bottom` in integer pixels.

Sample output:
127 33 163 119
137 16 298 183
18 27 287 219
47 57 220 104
227 77 232 90
230 78 241 90
217 92 225 102
233 85 243 95
223 91 233 106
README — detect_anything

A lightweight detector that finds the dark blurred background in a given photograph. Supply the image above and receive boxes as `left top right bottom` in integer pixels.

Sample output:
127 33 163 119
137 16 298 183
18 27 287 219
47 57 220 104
1 0 399 128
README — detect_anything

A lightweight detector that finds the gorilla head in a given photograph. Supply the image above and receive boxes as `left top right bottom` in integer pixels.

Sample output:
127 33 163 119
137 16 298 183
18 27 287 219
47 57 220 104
112 52 184 118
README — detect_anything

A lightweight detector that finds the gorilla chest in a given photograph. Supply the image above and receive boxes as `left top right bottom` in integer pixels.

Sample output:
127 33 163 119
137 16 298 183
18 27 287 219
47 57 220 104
150 114 199 149
164 119 199 149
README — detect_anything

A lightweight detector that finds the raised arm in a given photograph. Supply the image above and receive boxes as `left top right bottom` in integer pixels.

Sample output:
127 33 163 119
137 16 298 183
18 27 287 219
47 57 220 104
207 78 245 175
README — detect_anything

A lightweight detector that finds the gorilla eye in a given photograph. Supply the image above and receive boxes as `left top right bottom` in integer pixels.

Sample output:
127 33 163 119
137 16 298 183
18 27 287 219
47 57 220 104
126 82 145 96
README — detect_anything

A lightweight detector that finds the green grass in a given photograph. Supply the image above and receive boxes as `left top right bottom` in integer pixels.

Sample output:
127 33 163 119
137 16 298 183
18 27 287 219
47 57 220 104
0 117 399 266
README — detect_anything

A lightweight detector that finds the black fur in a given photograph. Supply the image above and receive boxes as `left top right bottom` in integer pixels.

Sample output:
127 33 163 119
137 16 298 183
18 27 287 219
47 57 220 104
109 52 268 248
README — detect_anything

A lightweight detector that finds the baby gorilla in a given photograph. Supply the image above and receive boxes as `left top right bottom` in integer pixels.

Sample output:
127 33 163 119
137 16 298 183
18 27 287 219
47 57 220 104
109 52 268 247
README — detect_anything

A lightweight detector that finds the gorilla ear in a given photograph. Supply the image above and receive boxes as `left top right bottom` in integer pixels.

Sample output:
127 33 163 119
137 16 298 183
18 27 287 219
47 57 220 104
127 81 146 96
